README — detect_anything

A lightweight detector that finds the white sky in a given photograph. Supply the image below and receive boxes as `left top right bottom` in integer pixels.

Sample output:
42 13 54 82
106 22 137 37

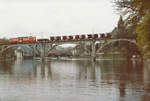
0 0 119 38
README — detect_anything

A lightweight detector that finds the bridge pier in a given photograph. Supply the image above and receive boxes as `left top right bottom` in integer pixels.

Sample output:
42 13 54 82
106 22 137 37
91 41 96 61
39 43 50 61
33 44 38 57
40 43 46 60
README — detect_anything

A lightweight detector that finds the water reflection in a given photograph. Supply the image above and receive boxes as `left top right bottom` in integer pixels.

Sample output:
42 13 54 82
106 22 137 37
33 61 52 80
142 61 150 101
0 59 150 101
0 61 13 74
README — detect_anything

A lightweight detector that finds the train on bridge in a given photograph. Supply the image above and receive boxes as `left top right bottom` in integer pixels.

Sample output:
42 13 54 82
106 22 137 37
9 33 112 44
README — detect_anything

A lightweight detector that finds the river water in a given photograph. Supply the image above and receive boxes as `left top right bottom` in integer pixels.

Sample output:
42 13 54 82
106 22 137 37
0 58 150 101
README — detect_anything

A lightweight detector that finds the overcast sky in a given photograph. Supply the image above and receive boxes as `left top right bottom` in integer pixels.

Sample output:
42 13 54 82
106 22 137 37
0 0 119 38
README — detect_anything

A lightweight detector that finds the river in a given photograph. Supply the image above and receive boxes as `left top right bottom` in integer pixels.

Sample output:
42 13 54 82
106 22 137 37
0 58 150 101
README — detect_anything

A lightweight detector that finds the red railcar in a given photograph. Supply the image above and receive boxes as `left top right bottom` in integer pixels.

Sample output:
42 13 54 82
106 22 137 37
93 34 98 39
9 38 19 44
9 36 36 44
37 38 49 42
22 37 29 43
27 37 36 43
87 34 92 39
75 35 80 40
100 34 105 38
69 36 73 40
50 37 55 41
62 36 67 40
81 35 86 39
56 36 61 41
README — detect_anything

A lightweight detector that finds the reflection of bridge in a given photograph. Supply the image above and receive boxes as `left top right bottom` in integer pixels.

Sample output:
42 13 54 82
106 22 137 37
0 38 137 60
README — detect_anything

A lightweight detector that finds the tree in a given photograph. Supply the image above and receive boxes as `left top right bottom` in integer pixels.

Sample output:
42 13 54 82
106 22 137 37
114 0 150 56
112 16 135 39
118 16 126 33
114 0 150 29
136 11 150 55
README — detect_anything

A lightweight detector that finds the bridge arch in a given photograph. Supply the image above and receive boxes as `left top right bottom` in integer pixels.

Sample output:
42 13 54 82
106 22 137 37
0 44 35 55
97 39 137 52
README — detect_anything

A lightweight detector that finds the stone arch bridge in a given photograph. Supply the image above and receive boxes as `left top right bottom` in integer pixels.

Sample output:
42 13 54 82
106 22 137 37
0 38 137 59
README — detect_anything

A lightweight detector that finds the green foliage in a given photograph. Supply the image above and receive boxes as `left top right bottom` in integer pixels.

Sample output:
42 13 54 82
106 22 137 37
136 11 150 55
118 16 124 28
114 0 150 29
112 16 136 39
114 0 150 57
0 38 9 44
118 16 126 34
